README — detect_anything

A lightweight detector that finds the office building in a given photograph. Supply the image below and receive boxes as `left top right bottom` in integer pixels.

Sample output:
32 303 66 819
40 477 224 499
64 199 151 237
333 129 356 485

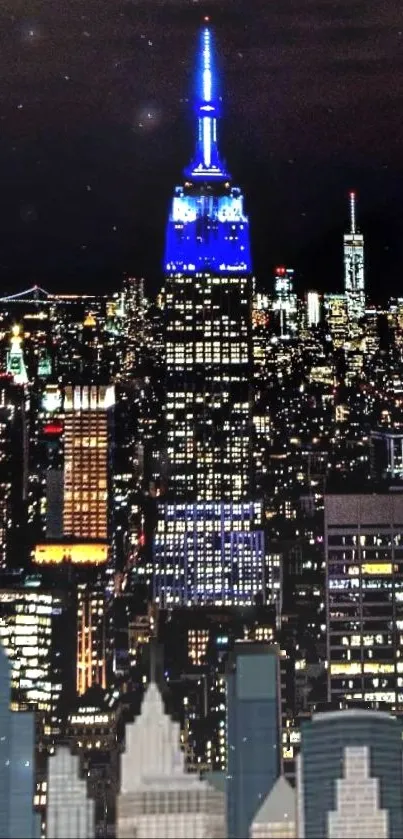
370 429 403 482
117 681 226 838
323 294 348 349
273 267 298 339
250 776 296 839
0 641 40 839
156 25 264 604
0 583 75 737
63 384 114 541
0 587 54 714
30 557 109 700
297 709 403 838
156 604 276 772
46 747 95 839
325 492 403 707
120 275 146 374
6 324 28 385
306 291 320 328
76 579 107 695
226 643 282 839
0 381 28 569
344 192 365 321
66 690 121 837
153 501 265 606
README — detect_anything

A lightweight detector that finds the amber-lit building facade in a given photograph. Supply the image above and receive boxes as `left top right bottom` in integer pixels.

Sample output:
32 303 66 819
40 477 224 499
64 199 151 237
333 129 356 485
76 580 107 695
34 542 108 566
31 384 115 699
63 385 114 541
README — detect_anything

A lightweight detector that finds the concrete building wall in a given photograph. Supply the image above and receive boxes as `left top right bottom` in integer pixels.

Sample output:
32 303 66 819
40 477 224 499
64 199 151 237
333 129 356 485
327 746 387 839
46 747 95 839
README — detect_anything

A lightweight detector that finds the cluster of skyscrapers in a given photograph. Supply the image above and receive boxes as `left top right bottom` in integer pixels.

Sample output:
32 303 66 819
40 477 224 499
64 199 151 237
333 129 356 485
1 21 403 839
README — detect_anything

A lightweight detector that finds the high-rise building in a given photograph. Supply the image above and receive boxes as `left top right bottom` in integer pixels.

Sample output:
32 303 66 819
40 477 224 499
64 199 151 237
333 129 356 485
155 604 276 773
226 643 282 839
66 690 121 837
6 324 28 386
46 747 95 839
272 267 297 339
153 501 265 606
120 276 146 374
0 583 75 737
306 292 320 329
370 429 403 482
0 587 54 715
117 681 226 839
0 641 40 839
325 492 403 708
155 26 264 605
0 381 28 569
76 578 107 695
323 294 348 349
63 384 115 541
343 192 365 321
297 709 403 838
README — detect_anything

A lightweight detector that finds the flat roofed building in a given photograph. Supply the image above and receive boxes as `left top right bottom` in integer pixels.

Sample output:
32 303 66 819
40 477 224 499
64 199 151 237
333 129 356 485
325 492 403 708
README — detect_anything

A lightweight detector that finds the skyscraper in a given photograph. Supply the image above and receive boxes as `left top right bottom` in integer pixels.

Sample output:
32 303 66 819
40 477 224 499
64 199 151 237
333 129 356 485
297 709 403 839
76 579 107 695
0 381 28 569
0 583 75 738
226 643 282 839
6 324 28 386
63 384 114 541
117 681 226 839
325 492 403 708
272 267 297 339
0 641 40 839
154 25 265 606
343 192 365 321
306 291 320 328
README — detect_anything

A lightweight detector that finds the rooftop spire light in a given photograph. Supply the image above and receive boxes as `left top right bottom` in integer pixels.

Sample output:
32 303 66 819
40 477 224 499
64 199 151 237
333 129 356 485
186 25 228 181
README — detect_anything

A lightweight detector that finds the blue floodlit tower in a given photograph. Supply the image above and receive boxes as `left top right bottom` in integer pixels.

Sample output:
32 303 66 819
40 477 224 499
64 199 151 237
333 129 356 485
153 26 265 607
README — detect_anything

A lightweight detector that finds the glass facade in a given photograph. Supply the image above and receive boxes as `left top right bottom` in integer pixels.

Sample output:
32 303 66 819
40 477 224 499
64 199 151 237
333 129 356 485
0 644 39 839
226 644 281 839
300 710 403 839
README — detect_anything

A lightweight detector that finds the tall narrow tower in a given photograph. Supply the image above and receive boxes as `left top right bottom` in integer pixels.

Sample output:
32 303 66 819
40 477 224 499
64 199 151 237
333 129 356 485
6 325 28 385
343 191 365 321
153 26 265 606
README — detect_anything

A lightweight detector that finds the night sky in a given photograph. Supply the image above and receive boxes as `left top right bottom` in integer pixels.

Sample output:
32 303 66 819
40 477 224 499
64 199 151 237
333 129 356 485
1 0 403 299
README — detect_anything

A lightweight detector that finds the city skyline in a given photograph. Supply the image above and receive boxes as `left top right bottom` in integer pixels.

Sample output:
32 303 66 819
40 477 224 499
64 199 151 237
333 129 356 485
1 0 403 297
3 10 403 839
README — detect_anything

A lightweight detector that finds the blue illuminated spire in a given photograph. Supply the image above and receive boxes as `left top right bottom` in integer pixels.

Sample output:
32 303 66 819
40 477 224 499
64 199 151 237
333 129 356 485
185 26 229 181
164 24 252 274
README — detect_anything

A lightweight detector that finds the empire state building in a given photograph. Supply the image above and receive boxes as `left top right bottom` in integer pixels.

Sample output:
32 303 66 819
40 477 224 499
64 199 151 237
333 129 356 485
153 26 265 606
